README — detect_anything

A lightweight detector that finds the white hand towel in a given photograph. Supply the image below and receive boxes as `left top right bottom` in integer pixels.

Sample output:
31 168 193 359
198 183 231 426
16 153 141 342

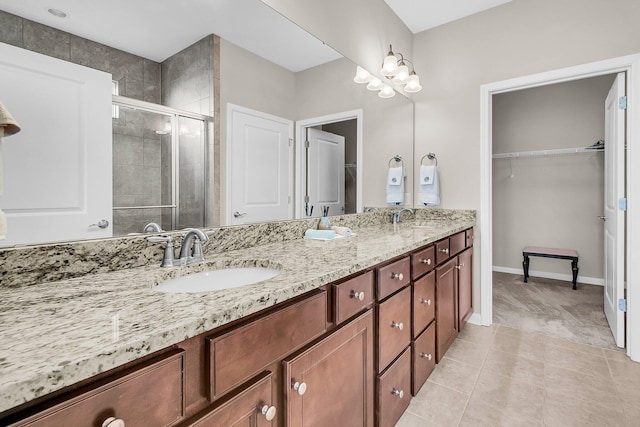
386 166 404 205
419 165 440 206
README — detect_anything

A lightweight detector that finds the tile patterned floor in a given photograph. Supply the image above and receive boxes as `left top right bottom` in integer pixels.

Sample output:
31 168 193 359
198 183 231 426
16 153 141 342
395 324 640 426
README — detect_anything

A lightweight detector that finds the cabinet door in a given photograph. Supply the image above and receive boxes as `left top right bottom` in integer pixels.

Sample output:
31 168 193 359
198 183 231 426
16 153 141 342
412 271 435 339
283 310 374 427
436 258 457 362
377 286 411 372
182 372 275 427
457 247 473 332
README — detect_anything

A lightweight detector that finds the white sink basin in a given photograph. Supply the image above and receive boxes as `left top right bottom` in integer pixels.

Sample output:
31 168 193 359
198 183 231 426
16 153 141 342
155 267 280 293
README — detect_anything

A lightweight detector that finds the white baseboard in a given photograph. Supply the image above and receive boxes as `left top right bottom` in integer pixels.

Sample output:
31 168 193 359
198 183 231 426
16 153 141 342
467 313 484 326
492 266 604 286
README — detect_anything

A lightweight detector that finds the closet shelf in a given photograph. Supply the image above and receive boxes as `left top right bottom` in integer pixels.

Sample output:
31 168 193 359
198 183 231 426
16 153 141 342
492 146 604 159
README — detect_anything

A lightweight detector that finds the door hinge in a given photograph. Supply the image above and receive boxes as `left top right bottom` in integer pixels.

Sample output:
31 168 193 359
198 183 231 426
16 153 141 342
619 197 627 211
288 196 291 204
619 298 627 312
304 195 309 203
619 96 628 110
305 140 310 148
289 138 293 147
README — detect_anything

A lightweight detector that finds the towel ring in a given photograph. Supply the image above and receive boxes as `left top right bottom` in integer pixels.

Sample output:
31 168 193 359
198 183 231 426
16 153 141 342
388 155 403 168
420 153 437 167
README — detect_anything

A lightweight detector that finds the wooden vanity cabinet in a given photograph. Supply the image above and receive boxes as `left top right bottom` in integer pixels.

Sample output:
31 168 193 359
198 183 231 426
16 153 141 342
411 322 436 396
457 247 473 332
284 310 374 427
376 347 411 427
435 257 458 362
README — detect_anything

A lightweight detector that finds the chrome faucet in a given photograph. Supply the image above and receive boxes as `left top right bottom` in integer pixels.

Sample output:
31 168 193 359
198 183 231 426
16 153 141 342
391 208 415 225
364 207 380 212
143 222 163 233
179 229 211 265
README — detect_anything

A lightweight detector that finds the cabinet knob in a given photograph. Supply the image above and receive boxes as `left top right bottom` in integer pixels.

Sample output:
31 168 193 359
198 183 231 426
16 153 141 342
439 248 449 254
102 417 125 427
420 298 432 306
391 272 404 281
391 388 404 399
350 290 365 301
292 381 307 395
260 405 277 421
391 321 404 330
420 352 433 361
420 258 432 265
455 262 465 270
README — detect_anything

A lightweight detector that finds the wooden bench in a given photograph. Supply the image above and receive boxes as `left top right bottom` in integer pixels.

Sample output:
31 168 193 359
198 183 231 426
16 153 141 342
522 246 579 290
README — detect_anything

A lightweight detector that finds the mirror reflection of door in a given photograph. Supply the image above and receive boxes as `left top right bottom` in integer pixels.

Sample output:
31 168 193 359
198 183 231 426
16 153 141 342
228 105 293 225
306 128 345 217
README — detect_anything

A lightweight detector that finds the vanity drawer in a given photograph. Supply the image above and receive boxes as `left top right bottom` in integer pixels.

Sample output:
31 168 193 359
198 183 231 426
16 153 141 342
435 239 451 265
412 322 436 396
377 286 411 372
181 371 275 427
465 227 474 248
449 231 466 257
412 271 435 339
10 350 185 427
334 271 374 324
411 245 435 279
376 347 411 427
376 257 411 301
208 290 327 399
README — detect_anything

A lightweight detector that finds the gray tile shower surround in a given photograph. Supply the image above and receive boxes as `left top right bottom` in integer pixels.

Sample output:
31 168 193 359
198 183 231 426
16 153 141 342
0 208 475 413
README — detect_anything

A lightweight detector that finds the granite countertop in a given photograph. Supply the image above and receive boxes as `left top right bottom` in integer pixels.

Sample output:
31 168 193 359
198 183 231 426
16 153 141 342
0 218 474 413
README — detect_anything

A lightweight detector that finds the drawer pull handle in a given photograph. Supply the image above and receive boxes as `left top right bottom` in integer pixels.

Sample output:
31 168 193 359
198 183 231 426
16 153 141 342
391 321 404 330
391 388 404 399
391 272 404 281
420 352 433 361
420 258 432 265
102 418 125 427
350 290 365 301
260 405 277 421
292 381 307 395
439 248 449 254
420 298 432 306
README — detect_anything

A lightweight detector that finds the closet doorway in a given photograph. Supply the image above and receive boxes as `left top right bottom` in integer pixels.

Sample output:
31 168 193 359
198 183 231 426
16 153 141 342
490 74 621 349
479 54 640 361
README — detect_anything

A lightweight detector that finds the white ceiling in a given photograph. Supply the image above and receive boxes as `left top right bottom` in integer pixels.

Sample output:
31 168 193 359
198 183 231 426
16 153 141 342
0 0 512 71
384 0 512 34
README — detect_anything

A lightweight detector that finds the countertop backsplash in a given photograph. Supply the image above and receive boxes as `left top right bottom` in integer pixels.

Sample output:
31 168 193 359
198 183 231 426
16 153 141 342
0 208 475 288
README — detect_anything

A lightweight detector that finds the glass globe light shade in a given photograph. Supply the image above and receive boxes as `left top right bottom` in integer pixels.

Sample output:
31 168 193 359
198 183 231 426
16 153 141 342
392 63 410 84
353 66 371 84
378 85 396 98
367 78 384 91
404 73 422 93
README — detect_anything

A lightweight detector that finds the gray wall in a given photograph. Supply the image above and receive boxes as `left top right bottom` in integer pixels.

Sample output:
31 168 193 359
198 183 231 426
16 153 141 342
492 75 613 279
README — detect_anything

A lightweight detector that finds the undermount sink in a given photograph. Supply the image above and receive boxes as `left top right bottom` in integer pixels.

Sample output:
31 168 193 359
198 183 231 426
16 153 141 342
154 267 280 293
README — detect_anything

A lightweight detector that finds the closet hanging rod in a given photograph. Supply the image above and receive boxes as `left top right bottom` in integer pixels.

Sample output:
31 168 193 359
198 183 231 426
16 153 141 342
492 146 604 159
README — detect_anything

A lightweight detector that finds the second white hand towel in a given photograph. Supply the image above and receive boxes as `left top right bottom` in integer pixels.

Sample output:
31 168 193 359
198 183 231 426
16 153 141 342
386 166 404 205
419 165 440 206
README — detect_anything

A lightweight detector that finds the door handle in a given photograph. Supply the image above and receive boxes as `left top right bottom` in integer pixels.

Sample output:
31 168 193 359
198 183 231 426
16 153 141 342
89 219 109 229
233 211 247 218
598 216 606 221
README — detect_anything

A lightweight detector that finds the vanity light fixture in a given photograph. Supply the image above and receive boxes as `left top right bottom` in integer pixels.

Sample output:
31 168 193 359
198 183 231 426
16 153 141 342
353 66 397 97
378 85 396 99
353 66 372 84
380 45 422 93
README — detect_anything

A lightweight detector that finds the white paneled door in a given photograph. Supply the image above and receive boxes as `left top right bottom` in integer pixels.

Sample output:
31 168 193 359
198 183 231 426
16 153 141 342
306 128 345 217
0 43 112 246
603 72 626 348
228 105 293 225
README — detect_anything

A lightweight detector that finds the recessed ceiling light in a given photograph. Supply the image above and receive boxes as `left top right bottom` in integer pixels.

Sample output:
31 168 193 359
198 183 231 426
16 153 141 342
47 8 68 18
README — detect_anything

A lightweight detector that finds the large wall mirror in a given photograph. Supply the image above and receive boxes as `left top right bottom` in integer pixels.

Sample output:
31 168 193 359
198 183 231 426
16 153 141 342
0 0 414 248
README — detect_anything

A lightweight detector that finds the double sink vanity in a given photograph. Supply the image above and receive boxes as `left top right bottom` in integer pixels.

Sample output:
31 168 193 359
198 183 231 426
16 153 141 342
0 209 475 426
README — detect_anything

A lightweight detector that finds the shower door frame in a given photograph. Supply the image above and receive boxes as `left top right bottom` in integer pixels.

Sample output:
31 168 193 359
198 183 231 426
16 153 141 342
112 95 214 232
